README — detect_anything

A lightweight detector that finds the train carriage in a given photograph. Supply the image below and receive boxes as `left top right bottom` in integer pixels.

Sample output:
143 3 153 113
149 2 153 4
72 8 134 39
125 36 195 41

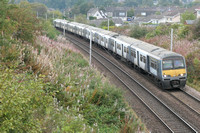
53 19 187 89
54 19 62 28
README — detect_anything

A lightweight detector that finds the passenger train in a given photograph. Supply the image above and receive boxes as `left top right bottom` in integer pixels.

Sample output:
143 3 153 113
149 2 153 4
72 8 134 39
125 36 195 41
53 19 187 89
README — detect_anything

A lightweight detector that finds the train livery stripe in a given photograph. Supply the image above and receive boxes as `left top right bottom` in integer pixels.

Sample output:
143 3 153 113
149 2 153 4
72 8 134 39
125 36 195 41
162 69 186 77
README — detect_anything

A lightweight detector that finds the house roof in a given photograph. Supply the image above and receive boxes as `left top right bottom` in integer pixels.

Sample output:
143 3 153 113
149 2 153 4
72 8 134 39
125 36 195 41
163 7 185 17
90 18 123 27
105 7 129 12
133 17 151 24
185 20 195 25
186 5 200 13
87 8 107 18
150 15 164 20
88 8 99 14
134 7 160 12
195 7 200 11
133 14 164 24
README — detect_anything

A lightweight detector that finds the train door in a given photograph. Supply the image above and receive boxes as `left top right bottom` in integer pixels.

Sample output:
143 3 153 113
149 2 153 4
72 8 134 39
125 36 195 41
121 44 123 57
149 57 158 77
139 53 147 71
137 51 139 67
147 56 150 72
114 41 117 53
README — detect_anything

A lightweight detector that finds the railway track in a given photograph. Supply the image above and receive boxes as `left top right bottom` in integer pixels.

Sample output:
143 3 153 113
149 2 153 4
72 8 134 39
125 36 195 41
63 32 199 133
169 91 200 115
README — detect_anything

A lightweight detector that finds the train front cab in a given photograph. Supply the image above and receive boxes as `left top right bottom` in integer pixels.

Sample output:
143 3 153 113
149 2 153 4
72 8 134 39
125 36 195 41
161 56 187 89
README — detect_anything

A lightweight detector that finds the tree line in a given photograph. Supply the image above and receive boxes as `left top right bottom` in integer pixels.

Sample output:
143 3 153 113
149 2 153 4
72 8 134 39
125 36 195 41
13 0 190 11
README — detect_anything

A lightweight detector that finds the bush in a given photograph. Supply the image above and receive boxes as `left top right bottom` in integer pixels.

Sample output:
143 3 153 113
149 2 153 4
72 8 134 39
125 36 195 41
41 20 59 40
100 20 115 28
145 24 170 39
185 51 200 91
177 25 190 38
192 19 200 40
89 16 97 20
130 25 148 39
0 43 21 65
0 67 54 132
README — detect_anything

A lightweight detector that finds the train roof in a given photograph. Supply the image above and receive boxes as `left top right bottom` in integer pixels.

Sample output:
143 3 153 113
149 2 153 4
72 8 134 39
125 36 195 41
54 19 68 23
116 35 181 59
94 28 118 37
56 19 183 60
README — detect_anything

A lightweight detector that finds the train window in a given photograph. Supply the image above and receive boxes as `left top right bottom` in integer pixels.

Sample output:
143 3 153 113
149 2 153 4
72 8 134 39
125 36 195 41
110 40 114 46
124 47 127 53
151 62 154 68
151 60 157 69
131 50 133 56
140 55 142 61
143 57 146 63
163 60 173 70
140 55 146 63
174 59 184 68
117 44 121 50
105 38 107 43
133 51 136 58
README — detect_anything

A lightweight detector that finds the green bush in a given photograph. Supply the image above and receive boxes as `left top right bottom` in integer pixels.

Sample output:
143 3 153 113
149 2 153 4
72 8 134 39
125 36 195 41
100 20 115 28
177 25 190 38
0 43 21 65
0 67 53 132
89 16 97 20
145 24 170 39
42 20 59 40
185 52 200 91
130 25 148 39
192 19 200 40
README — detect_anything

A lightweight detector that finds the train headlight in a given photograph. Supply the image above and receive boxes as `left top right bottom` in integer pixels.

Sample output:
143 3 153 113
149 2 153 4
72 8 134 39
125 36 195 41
163 75 171 77
178 73 186 76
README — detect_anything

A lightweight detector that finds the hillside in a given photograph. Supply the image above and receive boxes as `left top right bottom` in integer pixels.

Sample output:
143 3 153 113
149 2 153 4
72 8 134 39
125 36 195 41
0 1 146 132
14 0 190 10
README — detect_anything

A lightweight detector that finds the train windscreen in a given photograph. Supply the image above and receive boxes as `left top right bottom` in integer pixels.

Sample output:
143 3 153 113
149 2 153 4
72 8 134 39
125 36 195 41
163 57 185 70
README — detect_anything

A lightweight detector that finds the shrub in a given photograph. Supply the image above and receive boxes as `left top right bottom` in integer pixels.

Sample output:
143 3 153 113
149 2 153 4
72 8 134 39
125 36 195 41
0 67 53 132
130 25 148 39
0 43 21 65
31 36 147 132
145 24 170 39
177 25 190 38
192 19 200 40
89 16 97 20
41 20 59 40
100 20 115 28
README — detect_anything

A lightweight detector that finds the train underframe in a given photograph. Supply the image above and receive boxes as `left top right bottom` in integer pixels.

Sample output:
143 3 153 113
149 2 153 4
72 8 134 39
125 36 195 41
162 78 187 89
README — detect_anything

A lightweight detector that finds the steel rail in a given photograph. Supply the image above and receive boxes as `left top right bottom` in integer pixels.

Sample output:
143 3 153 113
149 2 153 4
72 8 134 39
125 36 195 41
64 33 198 133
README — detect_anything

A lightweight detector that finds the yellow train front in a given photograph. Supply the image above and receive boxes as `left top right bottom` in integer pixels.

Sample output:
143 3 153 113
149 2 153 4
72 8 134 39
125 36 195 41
161 56 187 89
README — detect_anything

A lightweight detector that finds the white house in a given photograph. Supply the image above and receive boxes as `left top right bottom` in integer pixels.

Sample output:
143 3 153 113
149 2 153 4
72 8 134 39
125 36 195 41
105 7 128 21
162 8 185 23
87 8 107 20
195 7 200 18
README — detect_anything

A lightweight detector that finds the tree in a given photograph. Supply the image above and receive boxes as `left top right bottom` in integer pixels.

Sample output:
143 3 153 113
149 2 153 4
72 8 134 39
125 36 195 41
173 0 181 5
181 11 196 23
75 14 88 24
79 2 94 15
30 2 48 18
130 25 148 39
100 20 115 28
0 1 41 44
192 18 200 40
124 0 138 7
0 0 18 46
127 8 134 17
